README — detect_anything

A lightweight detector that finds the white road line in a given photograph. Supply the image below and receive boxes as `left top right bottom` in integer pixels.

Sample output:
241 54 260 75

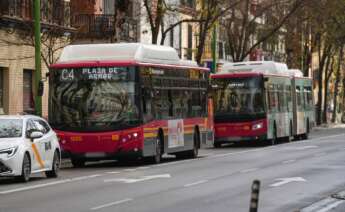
240 168 258 173
184 180 208 187
71 174 102 181
317 200 344 212
106 171 121 174
0 179 71 194
0 174 102 195
301 197 345 212
282 159 296 164
90 198 133 211
124 169 137 172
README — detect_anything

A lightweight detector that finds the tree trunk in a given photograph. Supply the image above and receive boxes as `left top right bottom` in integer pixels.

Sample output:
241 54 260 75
322 55 334 123
331 46 344 123
195 21 209 65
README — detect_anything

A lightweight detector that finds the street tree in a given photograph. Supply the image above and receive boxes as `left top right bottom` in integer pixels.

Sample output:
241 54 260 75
223 0 306 62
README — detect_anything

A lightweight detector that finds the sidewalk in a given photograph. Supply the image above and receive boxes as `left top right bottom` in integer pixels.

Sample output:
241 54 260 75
313 123 345 130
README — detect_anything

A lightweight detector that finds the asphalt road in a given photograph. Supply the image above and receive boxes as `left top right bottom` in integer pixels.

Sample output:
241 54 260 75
0 127 345 212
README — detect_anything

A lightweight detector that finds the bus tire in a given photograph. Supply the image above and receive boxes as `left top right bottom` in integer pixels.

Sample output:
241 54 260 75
147 133 163 164
176 128 200 159
214 142 222 148
301 121 309 140
71 157 85 168
271 124 277 145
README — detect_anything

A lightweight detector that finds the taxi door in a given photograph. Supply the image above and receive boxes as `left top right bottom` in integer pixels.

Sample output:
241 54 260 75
26 120 47 171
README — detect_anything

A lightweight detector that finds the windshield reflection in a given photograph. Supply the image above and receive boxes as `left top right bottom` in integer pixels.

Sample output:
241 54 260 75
49 67 140 131
0 119 23 138
213 77 264 115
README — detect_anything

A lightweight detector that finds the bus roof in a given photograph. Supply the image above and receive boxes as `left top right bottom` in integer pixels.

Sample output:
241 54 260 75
54 43 206 70
220 61 290 76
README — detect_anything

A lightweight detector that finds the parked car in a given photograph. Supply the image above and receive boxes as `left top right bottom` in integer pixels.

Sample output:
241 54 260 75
0 115 60 182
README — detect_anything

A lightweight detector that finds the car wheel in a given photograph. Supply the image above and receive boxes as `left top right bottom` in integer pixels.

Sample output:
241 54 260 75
17 153 31 182
46 151 60 178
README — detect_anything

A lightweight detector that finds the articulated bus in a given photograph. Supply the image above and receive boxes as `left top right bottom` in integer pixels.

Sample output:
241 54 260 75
211 61 315 147
48 43 213 167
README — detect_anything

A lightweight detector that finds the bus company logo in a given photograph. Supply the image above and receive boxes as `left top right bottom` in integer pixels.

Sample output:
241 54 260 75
151 69 164 75
228 82 245 88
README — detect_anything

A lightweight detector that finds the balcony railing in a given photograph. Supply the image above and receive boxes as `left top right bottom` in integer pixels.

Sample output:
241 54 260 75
71 14 138 42
0 0 70 28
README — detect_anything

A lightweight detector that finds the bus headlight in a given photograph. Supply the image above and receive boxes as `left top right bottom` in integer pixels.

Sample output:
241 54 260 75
252 123 263 130
0 147 18 158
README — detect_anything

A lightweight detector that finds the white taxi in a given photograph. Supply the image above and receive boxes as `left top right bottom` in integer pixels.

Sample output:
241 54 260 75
0 115 61 182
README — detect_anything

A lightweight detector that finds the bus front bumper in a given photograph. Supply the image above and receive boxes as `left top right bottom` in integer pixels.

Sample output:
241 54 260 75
214 134 267 144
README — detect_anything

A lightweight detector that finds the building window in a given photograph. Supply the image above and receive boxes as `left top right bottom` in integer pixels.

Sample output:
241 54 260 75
23 69 35 114
187 24 193 60
0 68 3 114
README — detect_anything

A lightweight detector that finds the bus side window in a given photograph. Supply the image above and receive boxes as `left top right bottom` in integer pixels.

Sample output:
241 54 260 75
142 88 153 122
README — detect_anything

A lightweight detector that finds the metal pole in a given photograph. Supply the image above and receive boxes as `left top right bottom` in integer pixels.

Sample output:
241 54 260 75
211 24 217 73
34 0 42 116
249 180 260 212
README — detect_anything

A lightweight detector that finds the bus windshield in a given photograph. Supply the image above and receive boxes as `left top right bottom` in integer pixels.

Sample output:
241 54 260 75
48 66 140 132
212 76 265 121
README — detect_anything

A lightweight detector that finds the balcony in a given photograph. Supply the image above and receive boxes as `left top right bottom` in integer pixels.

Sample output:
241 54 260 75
0 0 71 29
71 14 138 42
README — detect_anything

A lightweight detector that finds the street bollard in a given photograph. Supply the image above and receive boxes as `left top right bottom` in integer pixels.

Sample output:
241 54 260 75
249 180 261 212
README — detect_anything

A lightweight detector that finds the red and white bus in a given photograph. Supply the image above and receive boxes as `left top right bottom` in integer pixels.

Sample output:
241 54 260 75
48 43 214 166
211 61 314 147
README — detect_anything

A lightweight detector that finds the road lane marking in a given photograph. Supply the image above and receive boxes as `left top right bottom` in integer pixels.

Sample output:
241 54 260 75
301 197 345 212
286 145 318 150
0 179 72 194
104 174 171 183
0 174 102 195
124 169 137 172
106 171 121 174
184 180 208 187
282 159 296 164
270 177 306 187
71 174 103 181
240 168 258 173
90 198 133 211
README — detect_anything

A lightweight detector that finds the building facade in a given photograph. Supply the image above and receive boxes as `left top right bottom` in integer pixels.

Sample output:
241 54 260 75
0 0 71 116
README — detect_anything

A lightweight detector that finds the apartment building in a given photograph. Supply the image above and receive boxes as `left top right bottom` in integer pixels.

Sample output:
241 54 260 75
0 0 71 116
70 0 140 44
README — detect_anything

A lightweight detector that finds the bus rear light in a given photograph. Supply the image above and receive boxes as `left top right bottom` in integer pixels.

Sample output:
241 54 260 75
252 123 263 130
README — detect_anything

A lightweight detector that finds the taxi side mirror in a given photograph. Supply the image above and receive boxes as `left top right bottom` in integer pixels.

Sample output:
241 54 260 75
29 131 44 141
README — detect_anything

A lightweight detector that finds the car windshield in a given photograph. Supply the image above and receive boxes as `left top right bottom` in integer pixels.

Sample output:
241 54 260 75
0 119 23 138
48 66 140 132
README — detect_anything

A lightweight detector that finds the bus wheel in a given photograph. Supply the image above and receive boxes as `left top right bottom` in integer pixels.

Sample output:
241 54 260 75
271 126 277 145
189 130 200 158
147 136 162 164
214 142 222 148
301 121 310 140
176 130 200 159
71 157 85 168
